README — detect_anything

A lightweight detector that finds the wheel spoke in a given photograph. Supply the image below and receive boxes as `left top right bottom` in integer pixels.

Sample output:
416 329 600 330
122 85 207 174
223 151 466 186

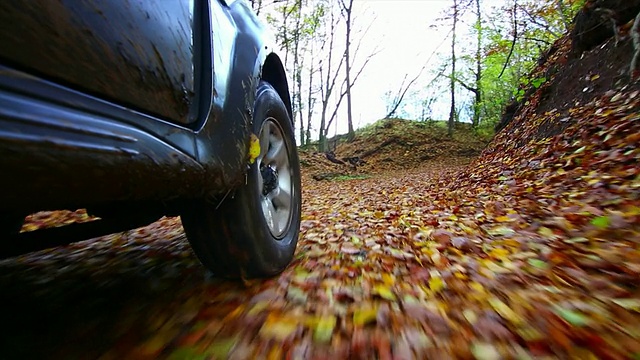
257 169 264 194
273 187 291 211
261 197 276 231
277 173 291 198
261 128 285 167
276 213 287 235
271 139 288 168
258 122 272 162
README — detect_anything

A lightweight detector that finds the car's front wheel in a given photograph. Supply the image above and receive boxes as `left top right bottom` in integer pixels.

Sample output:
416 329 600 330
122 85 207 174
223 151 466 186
181 81 301 278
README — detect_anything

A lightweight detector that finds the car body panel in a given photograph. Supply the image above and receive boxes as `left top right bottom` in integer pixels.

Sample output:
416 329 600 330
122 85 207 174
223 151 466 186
0 68 206 214
0 0 290 217
194 0 272 194
0 0 198 125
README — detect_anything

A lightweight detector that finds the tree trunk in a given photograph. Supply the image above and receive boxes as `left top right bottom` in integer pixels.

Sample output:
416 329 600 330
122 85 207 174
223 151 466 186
342 0 355 141
250 0 263 16
448 0 458 137
293 0 304 145
318 6 340 152
556 0 569 31
473 0 482 128
306 41 315 146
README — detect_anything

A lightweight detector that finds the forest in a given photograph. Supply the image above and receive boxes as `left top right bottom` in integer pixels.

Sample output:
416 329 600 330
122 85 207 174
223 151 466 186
248 0 585 148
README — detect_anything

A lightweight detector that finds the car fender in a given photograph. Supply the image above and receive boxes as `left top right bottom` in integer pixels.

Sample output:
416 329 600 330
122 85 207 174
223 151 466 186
195 0 291 194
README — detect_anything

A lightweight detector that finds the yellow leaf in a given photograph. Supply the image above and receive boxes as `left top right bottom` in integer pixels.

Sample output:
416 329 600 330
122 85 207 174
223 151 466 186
488 298 524 325
428 277 445 293
458 223 475 234
487 226 515 236
537 226 555 238
267 346 283 360
500 238 520 248
470 282 485 293
471 342 501 360
247 301 269 316
488 247 510 260
421 248 434 256
225 305 245 320
248 134 260 164
381 273 395 286
313 315 336 343
463 309 477 324
516 326 544 341
454 272 468 280
22 223 38 232
430 251 442 265
495 215 513 222
353 307 378 326
373 285 397 301
626 206 640 216
259 314 299 341
611 298 640 312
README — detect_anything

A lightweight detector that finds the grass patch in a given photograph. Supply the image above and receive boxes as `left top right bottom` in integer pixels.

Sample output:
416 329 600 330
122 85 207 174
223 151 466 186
331 174 371 181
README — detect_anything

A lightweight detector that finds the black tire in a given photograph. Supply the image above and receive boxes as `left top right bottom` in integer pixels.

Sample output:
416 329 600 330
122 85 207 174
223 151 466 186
181 81 301 278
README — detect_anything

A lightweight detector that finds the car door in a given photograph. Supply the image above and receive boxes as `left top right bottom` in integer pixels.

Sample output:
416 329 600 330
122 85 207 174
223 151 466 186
0 0 198 126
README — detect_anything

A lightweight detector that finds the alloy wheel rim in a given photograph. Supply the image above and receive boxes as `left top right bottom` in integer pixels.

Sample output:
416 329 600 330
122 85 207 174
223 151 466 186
257 118 293 238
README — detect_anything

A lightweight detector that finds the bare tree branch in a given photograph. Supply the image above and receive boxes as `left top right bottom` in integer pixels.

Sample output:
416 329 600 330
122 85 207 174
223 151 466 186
455 78 478 94
385 67 423 119
522 36 552 45
499 0 518 79
326 49 378 131
516 3 559 37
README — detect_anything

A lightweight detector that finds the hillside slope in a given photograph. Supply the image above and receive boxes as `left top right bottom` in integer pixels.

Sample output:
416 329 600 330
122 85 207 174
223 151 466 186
300 120 489 179
471 9 640 195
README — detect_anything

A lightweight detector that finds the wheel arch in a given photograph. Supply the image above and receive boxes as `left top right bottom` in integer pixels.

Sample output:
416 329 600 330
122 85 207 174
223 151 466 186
261 53 292 122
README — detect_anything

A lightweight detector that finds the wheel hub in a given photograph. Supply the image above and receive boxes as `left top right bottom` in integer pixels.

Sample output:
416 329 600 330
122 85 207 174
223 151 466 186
261 164 278 196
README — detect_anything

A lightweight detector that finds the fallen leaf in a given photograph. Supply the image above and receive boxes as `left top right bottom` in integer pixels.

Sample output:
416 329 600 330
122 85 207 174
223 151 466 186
590 216 610 229
373 285 397 301
313 315 337 343
553 306 590 327
353 307 378 326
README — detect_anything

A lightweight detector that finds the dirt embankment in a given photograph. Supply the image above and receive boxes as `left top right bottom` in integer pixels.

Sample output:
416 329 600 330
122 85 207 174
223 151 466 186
300 120 489 180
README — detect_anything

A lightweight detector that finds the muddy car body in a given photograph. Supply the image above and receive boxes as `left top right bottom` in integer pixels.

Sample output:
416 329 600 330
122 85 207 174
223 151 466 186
0 0 301 277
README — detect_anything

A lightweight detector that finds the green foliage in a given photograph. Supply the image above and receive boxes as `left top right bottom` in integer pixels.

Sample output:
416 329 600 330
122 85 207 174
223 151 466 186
513 89 526 102
432 0 581 133
531 77 547 89
512 76 547 101
474 119 498 142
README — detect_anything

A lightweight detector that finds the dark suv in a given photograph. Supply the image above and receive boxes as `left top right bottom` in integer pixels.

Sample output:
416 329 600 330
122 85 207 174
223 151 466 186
0 0 301 278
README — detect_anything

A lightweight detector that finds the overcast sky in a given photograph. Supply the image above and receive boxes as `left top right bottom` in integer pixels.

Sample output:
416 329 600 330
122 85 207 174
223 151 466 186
350 0 450 130
260 0 507 138
340 0 505 135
